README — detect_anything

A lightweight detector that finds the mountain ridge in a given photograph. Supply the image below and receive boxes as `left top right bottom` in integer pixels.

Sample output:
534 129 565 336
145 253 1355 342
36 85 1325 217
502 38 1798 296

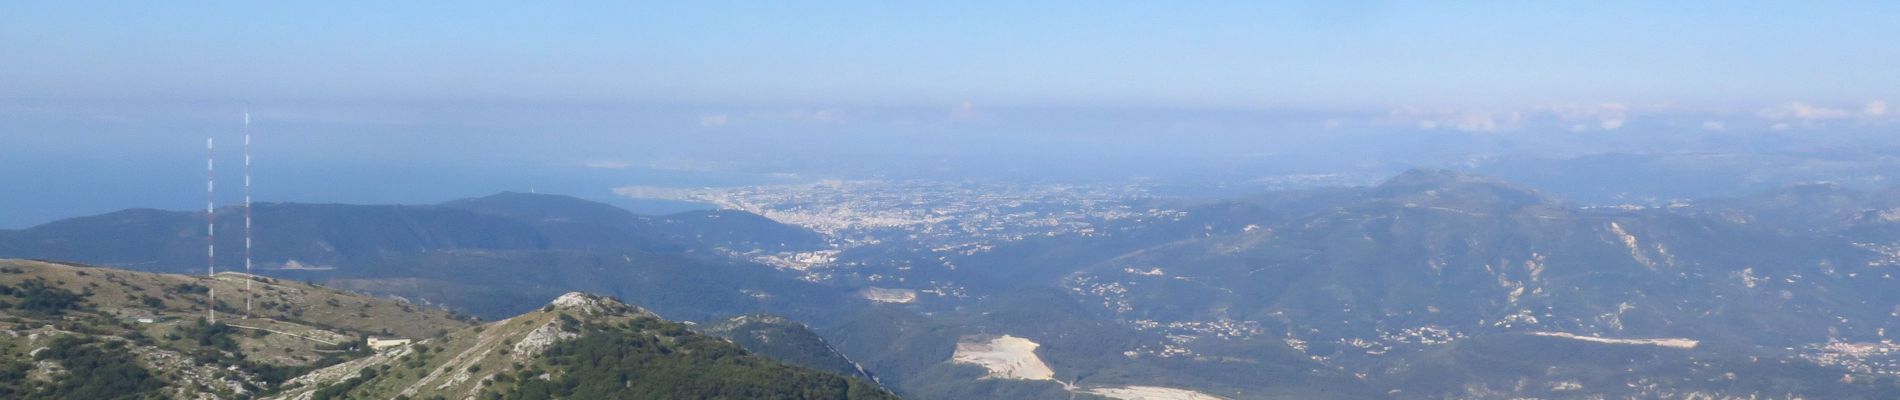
0 192 846 320
269 291 898 400
0 259 899 400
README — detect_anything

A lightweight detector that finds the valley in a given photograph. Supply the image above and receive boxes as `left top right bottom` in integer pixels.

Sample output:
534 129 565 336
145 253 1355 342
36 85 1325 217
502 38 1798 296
9 169 1900 398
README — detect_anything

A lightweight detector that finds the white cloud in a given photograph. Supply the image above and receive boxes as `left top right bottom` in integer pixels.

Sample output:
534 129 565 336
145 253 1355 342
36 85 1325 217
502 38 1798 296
775 109 845 123
1759 102 1851 120
807 109 844 122
1599 117 1626 130
1382 107 1520 133
1387 104 1646 133
1543 103 1629 131
699 114 730 127
1371 101 1878 134
949 101 981 121
1454 112 1520 132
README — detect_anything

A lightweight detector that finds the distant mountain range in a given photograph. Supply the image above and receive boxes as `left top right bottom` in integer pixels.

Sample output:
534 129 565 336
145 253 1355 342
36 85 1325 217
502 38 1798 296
0 191 824 272
1071 169 1892 344
0 192 836 321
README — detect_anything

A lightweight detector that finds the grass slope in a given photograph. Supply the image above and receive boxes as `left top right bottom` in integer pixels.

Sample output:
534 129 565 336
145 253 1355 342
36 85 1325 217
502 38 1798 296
0 258 473 398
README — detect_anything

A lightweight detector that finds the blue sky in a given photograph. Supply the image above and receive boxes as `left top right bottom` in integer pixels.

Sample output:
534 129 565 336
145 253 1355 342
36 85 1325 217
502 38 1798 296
4 2 1895 109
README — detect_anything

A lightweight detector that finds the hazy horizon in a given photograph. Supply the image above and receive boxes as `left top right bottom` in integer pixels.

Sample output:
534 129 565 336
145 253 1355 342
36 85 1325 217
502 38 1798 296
6 3 1899 224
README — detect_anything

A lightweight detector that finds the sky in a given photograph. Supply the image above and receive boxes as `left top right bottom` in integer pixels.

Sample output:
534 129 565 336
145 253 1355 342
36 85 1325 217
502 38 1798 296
2 2 1899 227
5 2 1897 108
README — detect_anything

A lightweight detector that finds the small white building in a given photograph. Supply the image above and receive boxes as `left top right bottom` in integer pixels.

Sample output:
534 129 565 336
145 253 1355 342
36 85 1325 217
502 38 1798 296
124 315 165 324
366 337 412 351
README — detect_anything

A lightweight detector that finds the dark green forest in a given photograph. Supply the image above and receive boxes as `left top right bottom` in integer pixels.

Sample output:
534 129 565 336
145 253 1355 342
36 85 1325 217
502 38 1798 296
498 317 898 400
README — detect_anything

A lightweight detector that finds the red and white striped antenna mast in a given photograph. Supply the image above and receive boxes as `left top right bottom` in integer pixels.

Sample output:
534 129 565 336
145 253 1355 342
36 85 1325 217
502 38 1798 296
206 136 217 324
243 112 253 317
